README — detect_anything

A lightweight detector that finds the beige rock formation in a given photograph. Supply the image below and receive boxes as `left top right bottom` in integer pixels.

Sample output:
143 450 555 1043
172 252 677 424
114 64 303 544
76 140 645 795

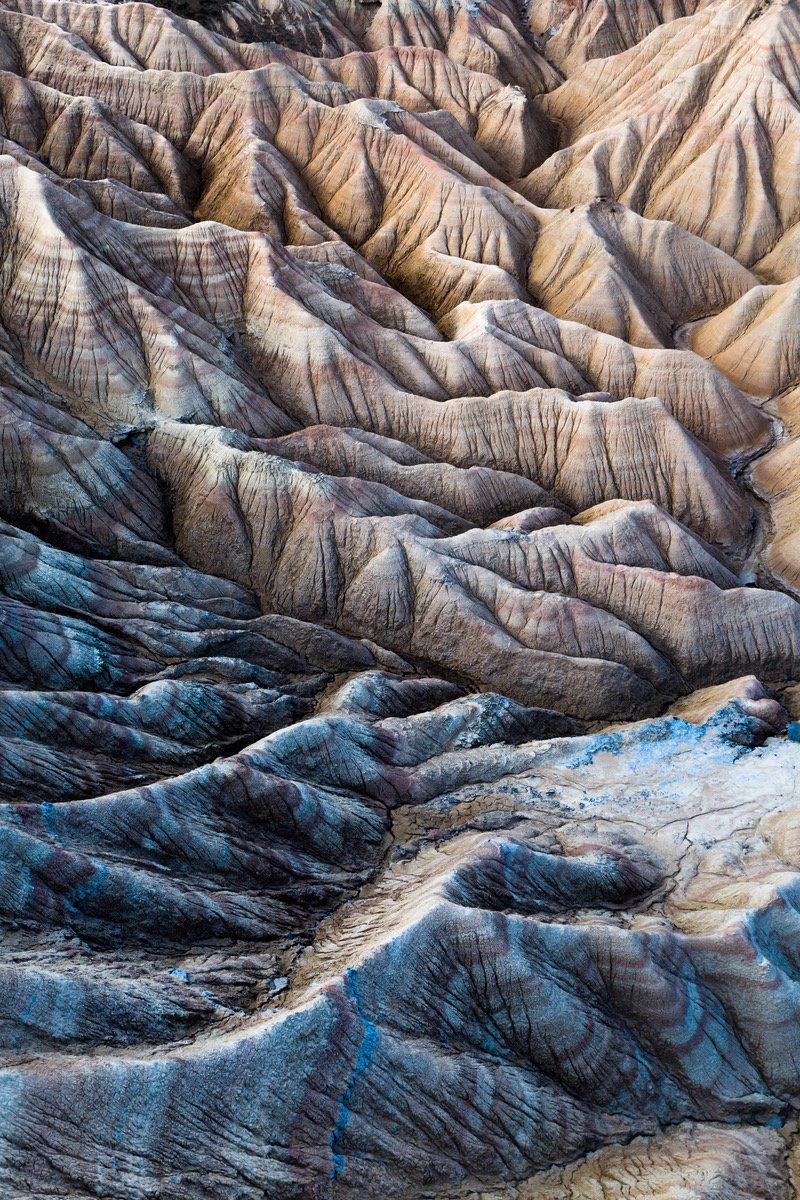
528 0 710 73
665 674 788 733
0 0 798 1196
526 0 800 268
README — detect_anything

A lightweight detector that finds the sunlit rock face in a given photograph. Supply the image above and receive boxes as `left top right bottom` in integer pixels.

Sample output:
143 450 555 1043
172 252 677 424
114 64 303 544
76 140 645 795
1 0 800 1195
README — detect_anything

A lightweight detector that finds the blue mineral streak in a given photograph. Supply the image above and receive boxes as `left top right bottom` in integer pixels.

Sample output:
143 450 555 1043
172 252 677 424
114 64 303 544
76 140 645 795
330 967 379 1178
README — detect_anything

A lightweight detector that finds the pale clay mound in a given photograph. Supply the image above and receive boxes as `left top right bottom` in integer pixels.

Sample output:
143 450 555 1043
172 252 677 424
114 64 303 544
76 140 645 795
2 0 800 1197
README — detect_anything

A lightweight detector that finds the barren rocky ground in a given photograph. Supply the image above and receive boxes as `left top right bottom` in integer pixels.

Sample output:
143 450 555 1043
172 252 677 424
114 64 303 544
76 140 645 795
2 0 800 1194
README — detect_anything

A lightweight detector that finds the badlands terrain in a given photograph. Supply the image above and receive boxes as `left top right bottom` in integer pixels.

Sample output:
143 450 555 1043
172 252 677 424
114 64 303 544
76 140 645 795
3 0 800 1194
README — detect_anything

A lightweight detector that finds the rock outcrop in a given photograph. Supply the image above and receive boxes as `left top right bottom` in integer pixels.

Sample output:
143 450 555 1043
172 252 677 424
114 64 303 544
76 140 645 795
1 0 800 1196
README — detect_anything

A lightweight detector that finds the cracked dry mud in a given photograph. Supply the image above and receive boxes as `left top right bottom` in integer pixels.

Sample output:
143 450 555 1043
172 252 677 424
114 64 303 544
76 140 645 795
4 0 800 1196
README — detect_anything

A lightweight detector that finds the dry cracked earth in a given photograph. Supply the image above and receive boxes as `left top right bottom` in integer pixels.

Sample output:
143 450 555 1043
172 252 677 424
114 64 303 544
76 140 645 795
6 0 800 1196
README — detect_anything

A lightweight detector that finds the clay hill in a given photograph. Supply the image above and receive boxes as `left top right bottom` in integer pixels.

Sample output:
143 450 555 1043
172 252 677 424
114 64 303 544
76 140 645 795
2 0 800 1196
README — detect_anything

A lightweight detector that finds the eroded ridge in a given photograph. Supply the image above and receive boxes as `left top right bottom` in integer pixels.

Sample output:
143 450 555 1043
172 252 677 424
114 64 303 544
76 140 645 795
2 0 800 1196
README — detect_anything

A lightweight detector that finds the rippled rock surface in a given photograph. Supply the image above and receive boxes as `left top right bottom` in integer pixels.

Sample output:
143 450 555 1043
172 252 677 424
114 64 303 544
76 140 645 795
2 0 800 1195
